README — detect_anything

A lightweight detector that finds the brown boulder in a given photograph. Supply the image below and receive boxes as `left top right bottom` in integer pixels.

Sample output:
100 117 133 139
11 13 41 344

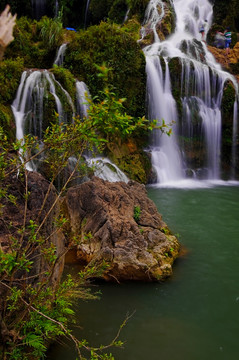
64 177 180 282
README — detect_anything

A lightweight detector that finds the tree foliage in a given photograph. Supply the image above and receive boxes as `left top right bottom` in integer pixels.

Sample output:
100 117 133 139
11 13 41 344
64 21 146 117
0 67 166 358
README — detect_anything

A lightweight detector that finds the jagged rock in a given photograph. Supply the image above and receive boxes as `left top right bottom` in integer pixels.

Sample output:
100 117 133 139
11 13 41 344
207 42 239 82
64 176 180 282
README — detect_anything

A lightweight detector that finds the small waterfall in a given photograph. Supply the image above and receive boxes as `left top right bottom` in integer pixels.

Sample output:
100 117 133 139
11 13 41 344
86 157 129 183
54 44 67 67
84 0 91 28
142 0 165 42
55 0 59 17
143 0 238 185
76 81 90 119
12 69 75 139
123 9 130 23
11 70 75 169
31 0 47 20
12 69 128 182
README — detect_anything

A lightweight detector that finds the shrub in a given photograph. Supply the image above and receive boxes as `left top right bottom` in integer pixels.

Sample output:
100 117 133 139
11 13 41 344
64 21 146 117
0 58 24 103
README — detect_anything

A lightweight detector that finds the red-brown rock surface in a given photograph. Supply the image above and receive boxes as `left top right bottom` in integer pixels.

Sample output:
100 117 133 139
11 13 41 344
207 42 239 82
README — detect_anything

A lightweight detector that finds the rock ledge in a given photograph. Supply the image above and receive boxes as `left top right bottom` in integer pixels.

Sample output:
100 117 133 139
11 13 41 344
65 177 180 282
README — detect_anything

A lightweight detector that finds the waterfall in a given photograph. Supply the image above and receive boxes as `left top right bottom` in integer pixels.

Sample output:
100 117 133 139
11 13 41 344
143 0 238 185
54 44 67 67
55 0 59 17
31 0 47 20
84 0 91 28
86 157 129 183
123 9 130 24
12 69 75 139
12 70 129 183
76 81 90 119
142 0 165 42
11 70 75 169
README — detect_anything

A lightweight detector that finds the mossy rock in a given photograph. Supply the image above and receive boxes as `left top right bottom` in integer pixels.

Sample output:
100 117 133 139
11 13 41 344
222 82 236 120
5 17 63 69
160 0 176 37
0 58 24 103
0 104 15 141
108 139 152 183
168 57 183 117
108 0 128 24
128 0 149 23
51 67 77 106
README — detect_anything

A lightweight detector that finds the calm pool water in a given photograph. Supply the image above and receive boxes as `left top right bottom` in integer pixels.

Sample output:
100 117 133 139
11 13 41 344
47 183 239 360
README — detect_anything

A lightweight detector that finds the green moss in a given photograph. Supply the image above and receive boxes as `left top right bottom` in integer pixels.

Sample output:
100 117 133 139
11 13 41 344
0 58 24 103
0 104 15 141
168 57 183 117
121 16 142 40
108 0 128 24
51 67 76 102
5 17 63 69
110 142 151 183
64 21 146 117
160 0 175 37
222 82 236 117
127 0 149 22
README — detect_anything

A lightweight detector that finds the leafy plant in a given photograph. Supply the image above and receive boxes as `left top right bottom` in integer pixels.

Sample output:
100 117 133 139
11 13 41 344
133 205 141 222
0 63 170 358
39 15 63 50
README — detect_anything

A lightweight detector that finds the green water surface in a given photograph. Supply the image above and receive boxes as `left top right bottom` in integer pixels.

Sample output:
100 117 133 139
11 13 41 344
47 184 239 360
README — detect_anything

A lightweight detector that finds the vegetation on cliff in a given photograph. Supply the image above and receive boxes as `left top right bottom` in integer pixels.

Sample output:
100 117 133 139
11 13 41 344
64 20 146 117
0 67 165 357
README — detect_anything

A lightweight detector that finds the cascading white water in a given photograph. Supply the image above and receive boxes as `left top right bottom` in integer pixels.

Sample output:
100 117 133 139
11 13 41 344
86 157 129 183
31 0 46 20
84 0 91 28
12 69 128 182
55 0 59 17
54 43 67 67
143 0 238 185
11 70 75 170
142 0 165 42
76 81 90 119
146 56 183 182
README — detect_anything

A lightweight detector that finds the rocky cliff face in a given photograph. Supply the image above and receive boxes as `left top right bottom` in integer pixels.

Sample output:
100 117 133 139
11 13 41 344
208 42 239 83
64 176 180 282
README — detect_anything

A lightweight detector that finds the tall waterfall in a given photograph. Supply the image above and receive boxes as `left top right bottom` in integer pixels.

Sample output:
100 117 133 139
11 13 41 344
143 0 238 185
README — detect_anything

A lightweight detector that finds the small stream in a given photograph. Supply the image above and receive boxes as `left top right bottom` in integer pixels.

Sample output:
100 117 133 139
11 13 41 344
47 183 239 360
